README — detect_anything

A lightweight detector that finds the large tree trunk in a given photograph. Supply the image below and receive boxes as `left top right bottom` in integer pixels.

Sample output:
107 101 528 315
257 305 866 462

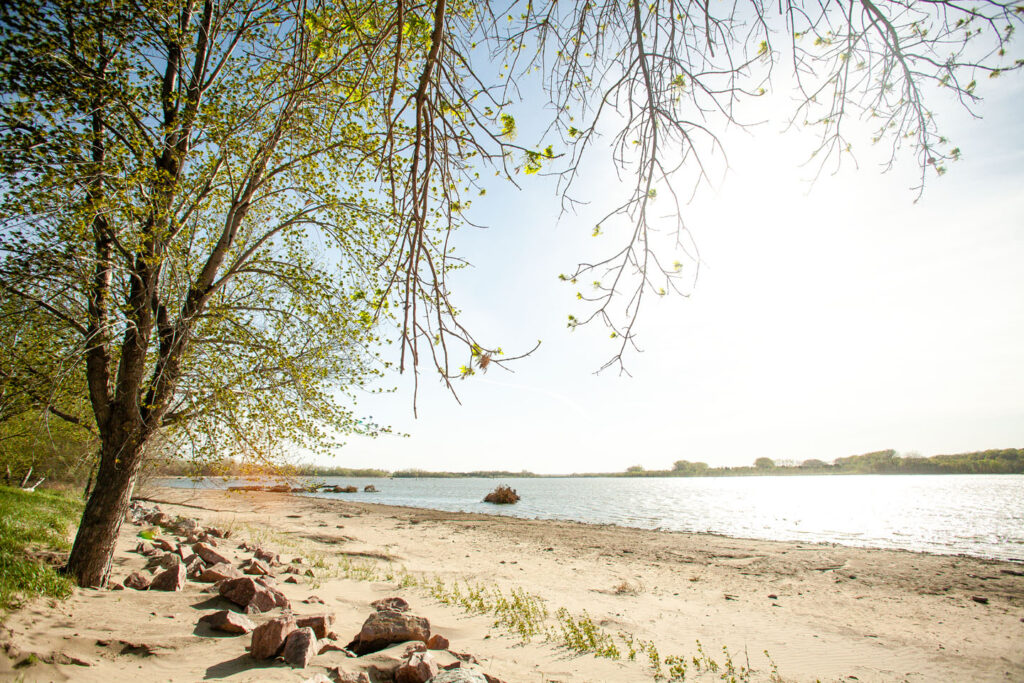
65 433 147 587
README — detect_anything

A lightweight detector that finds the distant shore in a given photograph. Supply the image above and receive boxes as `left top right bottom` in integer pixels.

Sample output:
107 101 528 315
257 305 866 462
3 485 1021 682
150 447 1024 479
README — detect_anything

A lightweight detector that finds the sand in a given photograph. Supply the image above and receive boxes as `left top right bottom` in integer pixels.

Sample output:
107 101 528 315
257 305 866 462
1 485 1022 682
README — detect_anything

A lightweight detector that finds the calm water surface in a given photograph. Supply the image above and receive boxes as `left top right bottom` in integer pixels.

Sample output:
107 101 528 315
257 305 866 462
158 474 1024 562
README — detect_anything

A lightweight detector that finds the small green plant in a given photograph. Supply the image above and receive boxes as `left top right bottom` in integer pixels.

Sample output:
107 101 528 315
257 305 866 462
555 608 620 658
665 654 688 681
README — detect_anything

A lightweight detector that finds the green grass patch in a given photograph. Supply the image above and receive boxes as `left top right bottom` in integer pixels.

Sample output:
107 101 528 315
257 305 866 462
0 485 83 610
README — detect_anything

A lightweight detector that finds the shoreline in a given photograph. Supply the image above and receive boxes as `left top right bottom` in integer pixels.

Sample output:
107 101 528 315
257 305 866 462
2 485 1022 681
155 475 1024 565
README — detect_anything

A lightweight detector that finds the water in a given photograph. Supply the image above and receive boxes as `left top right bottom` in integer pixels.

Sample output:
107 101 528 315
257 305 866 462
157 474 1024 562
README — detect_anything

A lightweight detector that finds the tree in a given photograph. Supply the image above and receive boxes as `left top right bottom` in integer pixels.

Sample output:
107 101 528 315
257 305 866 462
2 0 1020 587
800 459 829 469
754 457 776 470
626 464 645 473
672 459 708 474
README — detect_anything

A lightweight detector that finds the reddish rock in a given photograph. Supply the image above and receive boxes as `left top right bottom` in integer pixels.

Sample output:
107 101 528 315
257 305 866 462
245 558 273 576
303 595 325 604
219 577 279 612
254 547 280 566
146 552 181 571
371 597 410 613
192 542 230 566
282 627 317 668
199 562 243 583
154 538 176 552
110 582 125 591
249 614 296 660
199 610 256 634
134 541 154 555
317 641 345 654
296 613 335 639
254 578 290 608
351 610 430 655
124 571 151 590
285 576 300 584
426 634 450 650
331 671 371 683
395 651 439 683
150 563 186 591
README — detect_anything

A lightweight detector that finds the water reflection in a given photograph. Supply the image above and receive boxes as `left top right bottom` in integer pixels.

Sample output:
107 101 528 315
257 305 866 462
160 474 1024 561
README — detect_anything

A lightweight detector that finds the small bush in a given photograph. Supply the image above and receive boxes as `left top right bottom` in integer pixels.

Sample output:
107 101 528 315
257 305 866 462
483 484 520 504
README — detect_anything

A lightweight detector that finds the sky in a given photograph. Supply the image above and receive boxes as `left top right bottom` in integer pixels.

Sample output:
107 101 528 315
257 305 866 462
317 70 1024 475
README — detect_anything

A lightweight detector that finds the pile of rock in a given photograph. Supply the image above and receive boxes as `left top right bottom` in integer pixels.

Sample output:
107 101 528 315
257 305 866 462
121 500 505 681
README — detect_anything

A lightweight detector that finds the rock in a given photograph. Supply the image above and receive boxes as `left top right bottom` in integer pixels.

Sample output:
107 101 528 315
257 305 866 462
245 558 273 576
134 541 154 555
150 563 186 591
284 565 303 575
282 627 317 668
154 538 176 552
192 542 230 566
219 577 279 612
199 610 256 634
254 547 280 566
147 511 172 527
176 518 200 535
198 561 246 581
303 595 325 604
331 671 371 683
296 613 336 639
426 634 450 650
395 650 438 683
318 640 346 654
430 670 489 683
482 675 507 683
371 597 410 613
302 675 334 683
285 576 300 584
124 571 152 590
363 485 378 492
255 577 290 608
249 614 297 660
145 552 182 571
971 595 989 605
350 610 430 655
110 582 124 591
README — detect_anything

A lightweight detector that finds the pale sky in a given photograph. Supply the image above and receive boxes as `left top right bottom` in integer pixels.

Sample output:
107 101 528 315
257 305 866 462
318 74 1024 474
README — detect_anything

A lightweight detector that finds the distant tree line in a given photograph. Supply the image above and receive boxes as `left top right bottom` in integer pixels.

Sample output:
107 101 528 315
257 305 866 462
606 449 1024 477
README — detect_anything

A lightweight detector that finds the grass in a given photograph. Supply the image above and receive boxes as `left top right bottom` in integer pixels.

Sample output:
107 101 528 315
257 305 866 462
0 485 83 611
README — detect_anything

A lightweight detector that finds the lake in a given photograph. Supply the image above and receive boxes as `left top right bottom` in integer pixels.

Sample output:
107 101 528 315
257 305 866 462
156 474 1024 562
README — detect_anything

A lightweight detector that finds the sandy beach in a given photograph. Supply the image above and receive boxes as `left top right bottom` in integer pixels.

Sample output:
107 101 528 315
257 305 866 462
2 485 1022 682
